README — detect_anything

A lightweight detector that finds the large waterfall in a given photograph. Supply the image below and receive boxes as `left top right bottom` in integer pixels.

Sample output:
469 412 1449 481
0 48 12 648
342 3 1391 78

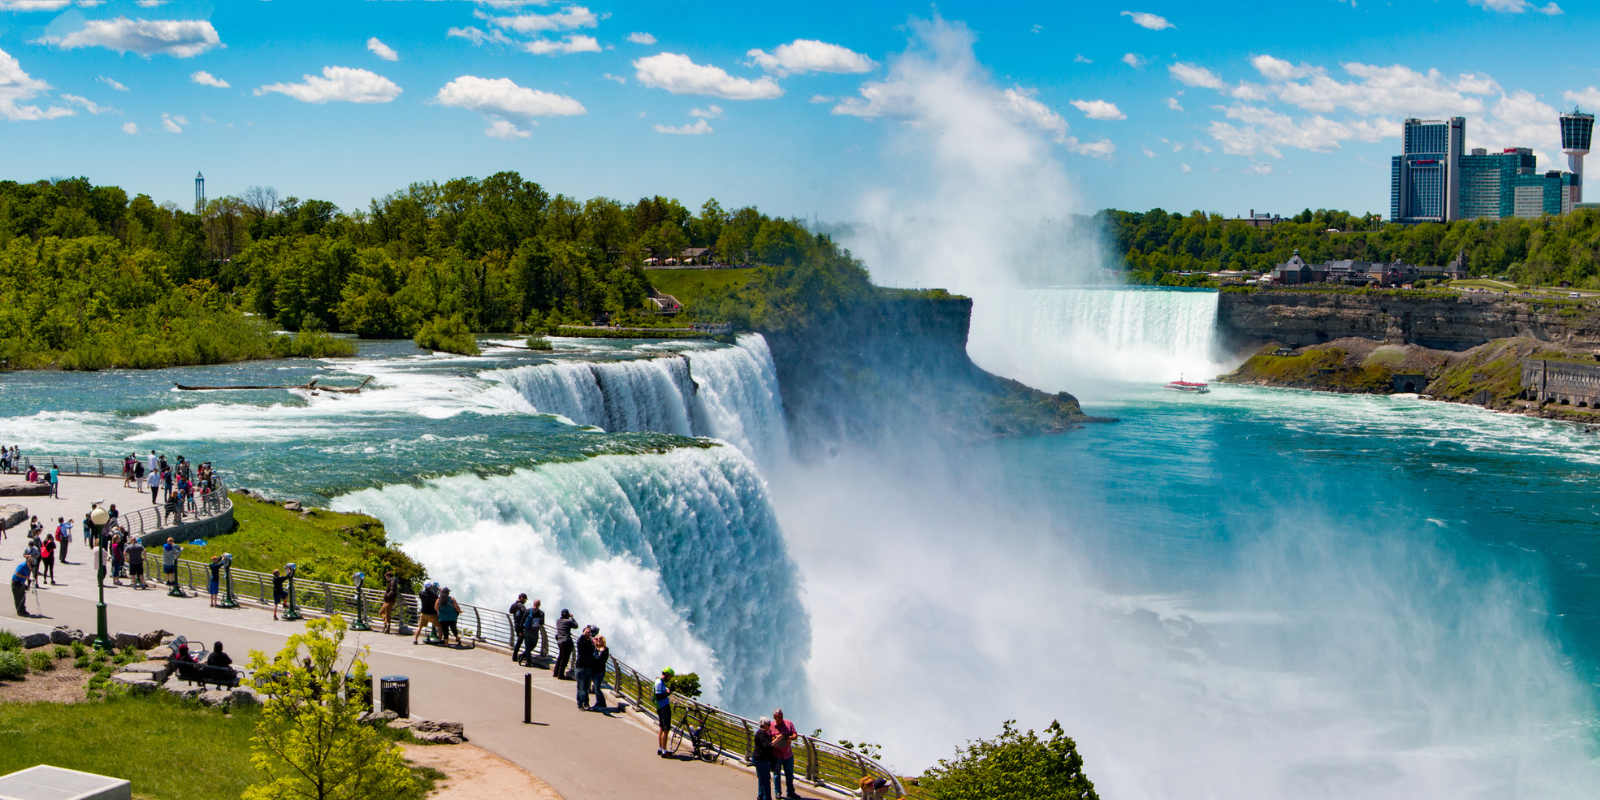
485 334 789 464
331 444 809 717
967 287 1233 392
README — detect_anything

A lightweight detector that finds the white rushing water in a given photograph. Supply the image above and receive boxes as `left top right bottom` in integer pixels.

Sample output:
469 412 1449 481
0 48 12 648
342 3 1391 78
331 444 809 715
967 287 1237 394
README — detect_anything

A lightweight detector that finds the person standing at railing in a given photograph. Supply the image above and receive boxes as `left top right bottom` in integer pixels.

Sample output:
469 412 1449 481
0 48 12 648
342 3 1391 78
509 594 529 661
207 556 223 608
272 568 288 619
575 625 596 710
413 581 441 645
590 636 610 710
47 465 58 499
437 587 465 647
771 709 799 799
127 538 146 589
521 599 545 666
380 570 399 634
162 538 182 594
121 454 133 488
655 668 675 757
552 609 578 679
752 717 776 800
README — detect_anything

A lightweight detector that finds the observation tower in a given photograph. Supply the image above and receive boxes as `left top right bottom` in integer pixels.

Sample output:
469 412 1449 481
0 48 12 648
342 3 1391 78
1560 109 1593 204
195 172 206 212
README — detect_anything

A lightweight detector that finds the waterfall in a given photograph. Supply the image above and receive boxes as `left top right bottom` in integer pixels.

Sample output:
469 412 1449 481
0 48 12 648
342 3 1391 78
486 334 790 463
331 444 810 717
967 287 1231 391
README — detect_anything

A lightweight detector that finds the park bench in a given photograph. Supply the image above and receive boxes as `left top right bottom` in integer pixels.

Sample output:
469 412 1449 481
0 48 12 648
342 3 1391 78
166 658 243 689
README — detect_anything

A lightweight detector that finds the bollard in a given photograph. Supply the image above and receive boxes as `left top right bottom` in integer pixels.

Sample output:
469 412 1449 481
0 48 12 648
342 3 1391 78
524 673 532 724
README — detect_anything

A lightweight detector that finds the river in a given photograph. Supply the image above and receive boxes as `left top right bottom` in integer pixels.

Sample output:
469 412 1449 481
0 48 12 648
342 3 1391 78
0 289 1594 798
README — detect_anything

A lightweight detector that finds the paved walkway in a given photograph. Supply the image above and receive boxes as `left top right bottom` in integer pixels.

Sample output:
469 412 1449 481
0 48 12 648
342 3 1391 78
1 475 846 800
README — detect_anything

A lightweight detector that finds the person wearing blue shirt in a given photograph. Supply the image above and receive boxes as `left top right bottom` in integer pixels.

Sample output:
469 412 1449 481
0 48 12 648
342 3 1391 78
655 667 675 757
11 562 29 616
47 466 59 498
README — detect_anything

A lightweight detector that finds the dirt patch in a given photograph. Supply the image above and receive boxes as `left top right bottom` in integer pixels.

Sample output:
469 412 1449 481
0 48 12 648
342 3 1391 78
0 664 91 704
400 742 562 800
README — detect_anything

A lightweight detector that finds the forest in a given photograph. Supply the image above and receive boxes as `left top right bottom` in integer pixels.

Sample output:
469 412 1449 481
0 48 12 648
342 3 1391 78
0 174 870 368
1101 207 1600 287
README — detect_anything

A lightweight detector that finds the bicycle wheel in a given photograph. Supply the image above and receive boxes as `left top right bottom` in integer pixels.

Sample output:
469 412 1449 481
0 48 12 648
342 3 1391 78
695 736 719 763
667 714 686 754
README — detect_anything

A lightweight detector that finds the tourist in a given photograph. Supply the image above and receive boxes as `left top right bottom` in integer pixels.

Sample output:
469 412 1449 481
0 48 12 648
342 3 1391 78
81 512 93 549
146 451 158 488
161 464 173 502
122 455 133 488
55 518 69 564
207 556 222 607
413 581 440 644
107 505 118 531
133 459 146 493
509 593 529 661
150 469 160 504
272 568 287 619
24 466 36 484
575 625 596 710
47 464 58 498
857 777 890 800
162 538 181 592
771 708 799 799
23 538 39 588
752 717 776 800
38 532 54 585
655 668 674 756
589 635 609 710
436 587 464 647
380 570 399 634
521 599 545 665
206 641 232 668
109 534 124 586
553 609 577 679
10 561 28 616
127 538 146 589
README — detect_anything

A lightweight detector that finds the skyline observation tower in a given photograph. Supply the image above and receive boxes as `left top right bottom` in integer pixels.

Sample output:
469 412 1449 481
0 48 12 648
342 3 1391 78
1560 108 1593 204
195 172 205 212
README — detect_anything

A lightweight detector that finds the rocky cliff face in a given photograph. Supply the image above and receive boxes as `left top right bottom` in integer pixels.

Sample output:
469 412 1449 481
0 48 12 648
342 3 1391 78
760 293 1095 452
1218 291 1600 352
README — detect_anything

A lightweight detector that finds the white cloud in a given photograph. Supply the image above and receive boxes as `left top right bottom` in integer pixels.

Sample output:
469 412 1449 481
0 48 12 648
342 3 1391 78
1122 53 1146 69
368 37 399 62
485 117 530 139
483 7 598 34
1205 103 1392 157
121 121 137 134
190 70 228 88
1564 87 1600 110
809 94 833 103
520 35 599 55
601 73 626 84
41 17 221 58
97 75 128 91
1169 62 1228 90
1071 99 1125 120
747 39 874 76
627 32 656 45
1192 139 1212 153
161 113 182 132
1074 54 1092 64
255 66 402 104
1181 163 1192 172
0 0 72 8
1250 55 1317 81
1001 88 1069 142
1469 0 1562 13
434 75 586 117
633 53 782 100
134 0 165 6
690 104 723 118
0 47 73 120
1247 162 1274 174
447 27 512 47
1165 96 1184 112
1141 145 1157 158
1067 138 1117 159
1121 11 1174 30
654 118 713 135
61 94 115 114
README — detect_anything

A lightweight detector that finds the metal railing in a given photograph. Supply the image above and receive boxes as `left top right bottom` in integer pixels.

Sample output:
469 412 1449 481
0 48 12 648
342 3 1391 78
142 552 902 796
14 453 132 477
8 452 233 542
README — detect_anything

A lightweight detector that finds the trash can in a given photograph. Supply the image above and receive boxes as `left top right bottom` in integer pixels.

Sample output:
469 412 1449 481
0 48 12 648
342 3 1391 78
380 675 409 718
346 672 373 710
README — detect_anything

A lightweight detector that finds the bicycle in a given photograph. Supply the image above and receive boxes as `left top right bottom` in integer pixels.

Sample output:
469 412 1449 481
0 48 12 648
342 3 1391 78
667 706 721 763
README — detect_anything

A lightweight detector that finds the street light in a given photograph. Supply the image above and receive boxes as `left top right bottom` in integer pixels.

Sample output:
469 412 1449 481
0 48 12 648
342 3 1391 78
90 506 110 650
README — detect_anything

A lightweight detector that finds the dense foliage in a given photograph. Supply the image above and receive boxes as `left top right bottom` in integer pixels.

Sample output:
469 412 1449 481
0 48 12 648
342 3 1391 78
0 174 870 366
919 720 1098 800
1102 207 1600 288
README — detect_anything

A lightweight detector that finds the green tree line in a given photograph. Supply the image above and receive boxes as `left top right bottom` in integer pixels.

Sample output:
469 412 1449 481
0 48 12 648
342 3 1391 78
1101 207 1600 287
0 173 872 366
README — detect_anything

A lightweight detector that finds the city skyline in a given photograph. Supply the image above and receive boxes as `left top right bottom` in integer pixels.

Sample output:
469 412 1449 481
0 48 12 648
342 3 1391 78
3 0 1600 223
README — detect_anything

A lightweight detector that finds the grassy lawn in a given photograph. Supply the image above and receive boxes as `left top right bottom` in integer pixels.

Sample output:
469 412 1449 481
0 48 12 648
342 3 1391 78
1445 278 1521 291
644 268 755 309
0 694 260 799
179 493 426 586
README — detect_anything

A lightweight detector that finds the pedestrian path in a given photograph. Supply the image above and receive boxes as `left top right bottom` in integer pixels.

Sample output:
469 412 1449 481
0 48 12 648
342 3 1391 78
3 474 852 800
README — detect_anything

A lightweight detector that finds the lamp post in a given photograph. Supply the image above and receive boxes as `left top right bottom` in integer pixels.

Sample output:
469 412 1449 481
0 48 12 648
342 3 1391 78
350 572 370 631
90 506 110 650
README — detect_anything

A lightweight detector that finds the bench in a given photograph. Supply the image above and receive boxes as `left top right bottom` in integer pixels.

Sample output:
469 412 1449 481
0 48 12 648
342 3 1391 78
168 658 243 689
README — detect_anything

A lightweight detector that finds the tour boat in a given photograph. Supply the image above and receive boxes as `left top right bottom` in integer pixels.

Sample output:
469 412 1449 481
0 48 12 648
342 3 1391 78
1163 379 1210 394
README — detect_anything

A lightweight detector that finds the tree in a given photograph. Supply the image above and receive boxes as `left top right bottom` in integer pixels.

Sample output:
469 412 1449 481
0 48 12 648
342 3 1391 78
245 616 416 800
919 720 1098 800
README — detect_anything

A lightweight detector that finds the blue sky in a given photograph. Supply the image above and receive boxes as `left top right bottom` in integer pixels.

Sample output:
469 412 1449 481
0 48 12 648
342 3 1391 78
2 0 1599 222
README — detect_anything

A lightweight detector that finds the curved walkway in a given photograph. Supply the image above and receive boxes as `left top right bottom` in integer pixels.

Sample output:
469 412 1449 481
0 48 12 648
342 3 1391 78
5 475 846 800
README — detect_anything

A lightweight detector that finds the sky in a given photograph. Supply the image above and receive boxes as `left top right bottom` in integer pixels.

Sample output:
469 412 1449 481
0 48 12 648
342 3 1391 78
2 0 1600 223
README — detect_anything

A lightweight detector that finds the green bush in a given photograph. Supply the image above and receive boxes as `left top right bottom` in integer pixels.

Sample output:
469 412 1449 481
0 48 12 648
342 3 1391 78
0 650 28 680
413 315 480 356
72 642 87 658
52 645 70 660
0 631 21 651
668 672 702 699
525 336 553 351
920 720 1098 800
268 330 359 359
28 651 54 672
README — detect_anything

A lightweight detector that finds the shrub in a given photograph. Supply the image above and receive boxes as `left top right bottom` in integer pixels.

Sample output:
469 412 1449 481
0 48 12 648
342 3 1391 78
525 336 553 351
0 631 21 651
52 645 70 660
28 651 54 672
668 672 702 699
72 642 87 658
0 650 28 680
413 315 480 356
920 720 1098 800
269 330 359 359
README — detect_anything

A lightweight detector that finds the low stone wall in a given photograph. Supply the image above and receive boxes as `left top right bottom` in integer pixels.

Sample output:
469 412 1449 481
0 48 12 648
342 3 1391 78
136 506 235 548
0 484 49 497
1522 359 1600 406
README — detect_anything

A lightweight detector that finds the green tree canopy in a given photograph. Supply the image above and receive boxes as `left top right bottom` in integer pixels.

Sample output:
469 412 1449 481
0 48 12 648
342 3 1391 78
919 720 1099 800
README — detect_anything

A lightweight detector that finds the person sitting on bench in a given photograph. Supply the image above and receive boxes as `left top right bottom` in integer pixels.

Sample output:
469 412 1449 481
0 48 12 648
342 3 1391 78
206 641 231 669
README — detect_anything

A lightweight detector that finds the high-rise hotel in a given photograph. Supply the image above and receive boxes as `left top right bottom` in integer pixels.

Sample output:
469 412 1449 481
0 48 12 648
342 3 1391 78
1391 111 1592 223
